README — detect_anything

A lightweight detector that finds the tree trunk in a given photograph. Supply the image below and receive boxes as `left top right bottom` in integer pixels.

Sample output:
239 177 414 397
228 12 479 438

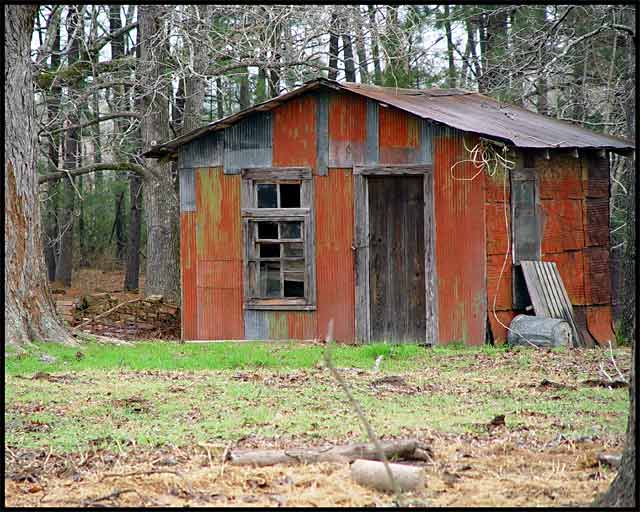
341 13 357 83
139 4 181 304
239 69 250 110
55 7 82 287
44 18 62 280
593 340 636 507
328 11 339 80
216 77 224 119
113 190 126 262
124 173 142 291
5 4 72 347
368 5 382 85
352 6 369 83
443 5 457 88
182 5 211 132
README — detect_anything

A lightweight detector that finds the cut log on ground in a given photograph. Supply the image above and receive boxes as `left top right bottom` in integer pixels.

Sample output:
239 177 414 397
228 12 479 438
350 459 426 492
227 439 432 467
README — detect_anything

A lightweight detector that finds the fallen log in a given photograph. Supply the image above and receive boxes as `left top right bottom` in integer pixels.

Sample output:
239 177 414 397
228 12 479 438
350 459 425 492
227 439 432 467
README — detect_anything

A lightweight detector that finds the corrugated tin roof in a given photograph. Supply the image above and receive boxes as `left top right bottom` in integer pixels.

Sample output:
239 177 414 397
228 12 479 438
144 78 634 158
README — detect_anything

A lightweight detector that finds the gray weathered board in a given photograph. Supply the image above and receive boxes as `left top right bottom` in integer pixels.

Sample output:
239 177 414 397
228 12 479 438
520 260 583 347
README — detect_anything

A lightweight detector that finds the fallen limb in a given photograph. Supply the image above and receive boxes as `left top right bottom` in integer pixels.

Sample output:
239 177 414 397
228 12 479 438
227 439 432 467
73 298 143 331
350 459 426 492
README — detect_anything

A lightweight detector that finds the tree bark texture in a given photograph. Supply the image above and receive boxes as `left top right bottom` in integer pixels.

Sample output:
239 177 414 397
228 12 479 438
368 5 382 85
139 4 181 304
328 11 339 80
593 341 636 507
5 4 72 346
124 173 142 291
182 5 211 132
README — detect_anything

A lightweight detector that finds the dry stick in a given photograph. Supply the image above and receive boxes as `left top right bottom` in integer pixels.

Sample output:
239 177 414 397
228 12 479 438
607 340 627 382
73 297 143 331
322 319 403 505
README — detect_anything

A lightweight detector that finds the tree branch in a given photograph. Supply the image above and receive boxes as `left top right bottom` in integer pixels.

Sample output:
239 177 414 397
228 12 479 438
38 162 156 184
44 112 142 136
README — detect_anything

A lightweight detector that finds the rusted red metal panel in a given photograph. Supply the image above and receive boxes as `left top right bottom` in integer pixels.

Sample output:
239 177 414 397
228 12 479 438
328 91 366 167
485 202 511 255
486 253 512 311
540 199 585 253
272 95 317 169
488 310 517 345
583 246 611 305
195 167 243 339
543 251 586 305
286 311 317 340
434 130 487 345
378 106 421 164
586 305 615 345
485 170 511 202
316 168 355 342
538 155 584 199
585 154 609 197
584 197 609 246
196 288 244 340
180 212 197 340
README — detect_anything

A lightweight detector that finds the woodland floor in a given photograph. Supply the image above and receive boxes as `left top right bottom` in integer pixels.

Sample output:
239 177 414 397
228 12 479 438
4 340 631 507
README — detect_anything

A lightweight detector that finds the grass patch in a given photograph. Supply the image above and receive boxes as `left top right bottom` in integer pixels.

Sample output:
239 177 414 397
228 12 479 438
4 340 630 454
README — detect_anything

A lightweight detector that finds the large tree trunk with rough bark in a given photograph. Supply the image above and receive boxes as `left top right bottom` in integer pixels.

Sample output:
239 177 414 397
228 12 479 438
593 340 636 507
138 5 181 304
5 4 73 347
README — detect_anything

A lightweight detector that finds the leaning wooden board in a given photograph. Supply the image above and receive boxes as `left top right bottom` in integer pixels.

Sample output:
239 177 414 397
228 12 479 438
520 260 585 347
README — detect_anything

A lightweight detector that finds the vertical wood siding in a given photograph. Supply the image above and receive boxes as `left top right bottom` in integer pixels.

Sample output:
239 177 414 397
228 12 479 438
180 212 197 340
316 169 355 342
434 128 487 345
195 167 243 339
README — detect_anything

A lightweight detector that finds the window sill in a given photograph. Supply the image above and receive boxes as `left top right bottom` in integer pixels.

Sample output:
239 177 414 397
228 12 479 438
244 302 316 311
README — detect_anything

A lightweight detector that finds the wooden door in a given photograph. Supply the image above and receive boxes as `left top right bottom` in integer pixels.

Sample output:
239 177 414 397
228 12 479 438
368 176 426 343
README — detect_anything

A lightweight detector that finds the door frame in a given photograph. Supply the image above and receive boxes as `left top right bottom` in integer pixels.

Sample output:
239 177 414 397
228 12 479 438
353 164 438 344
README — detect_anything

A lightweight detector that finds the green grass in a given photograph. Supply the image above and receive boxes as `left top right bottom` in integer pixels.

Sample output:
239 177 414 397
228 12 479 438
4 340 630 454
4 339 506 375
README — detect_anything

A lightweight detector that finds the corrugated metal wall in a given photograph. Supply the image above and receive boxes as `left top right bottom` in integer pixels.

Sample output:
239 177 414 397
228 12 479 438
180 212 197 339
328 91 367 167
224 111 272 173
379 106 422 164
195 167 244 339
434 127 487 345
179 132 223 169
272 95 317 169
316 168 355 342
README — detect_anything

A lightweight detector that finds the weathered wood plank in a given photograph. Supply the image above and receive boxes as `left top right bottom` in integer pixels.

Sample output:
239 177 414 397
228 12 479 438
354 164 433 175
315 91 329 176
354 173 370 342
241 167 312 180
423 168 437 344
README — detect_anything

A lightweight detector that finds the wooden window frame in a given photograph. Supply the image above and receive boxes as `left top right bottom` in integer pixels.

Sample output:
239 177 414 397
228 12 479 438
241 167 316 311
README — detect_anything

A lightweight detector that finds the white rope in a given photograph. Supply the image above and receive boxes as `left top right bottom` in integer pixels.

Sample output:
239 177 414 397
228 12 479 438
449 139 541 349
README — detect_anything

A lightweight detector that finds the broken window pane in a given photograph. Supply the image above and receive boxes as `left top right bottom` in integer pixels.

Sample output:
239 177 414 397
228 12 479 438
257 221 278 239
284 259 305 272
284 272 304 297
257 183 277 208
283 243 303 258
260 262 281 297
280 183 301 208
280 222 302 239
259 243 280 258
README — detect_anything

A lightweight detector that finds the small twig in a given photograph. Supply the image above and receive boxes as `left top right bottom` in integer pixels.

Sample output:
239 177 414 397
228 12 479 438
607 340 627 383
598 362 614 382
220 442 232 478
323 319 403 505
101 469 181 481
83 488 136 505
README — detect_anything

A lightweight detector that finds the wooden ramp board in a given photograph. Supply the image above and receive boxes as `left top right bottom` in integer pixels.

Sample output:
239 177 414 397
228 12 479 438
520 260 585 347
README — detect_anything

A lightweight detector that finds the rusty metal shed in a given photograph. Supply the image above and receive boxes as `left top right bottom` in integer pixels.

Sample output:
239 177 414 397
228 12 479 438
145 78 634 346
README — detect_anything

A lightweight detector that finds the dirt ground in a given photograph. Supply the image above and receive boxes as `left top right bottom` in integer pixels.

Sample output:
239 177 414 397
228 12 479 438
5 428 620 507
